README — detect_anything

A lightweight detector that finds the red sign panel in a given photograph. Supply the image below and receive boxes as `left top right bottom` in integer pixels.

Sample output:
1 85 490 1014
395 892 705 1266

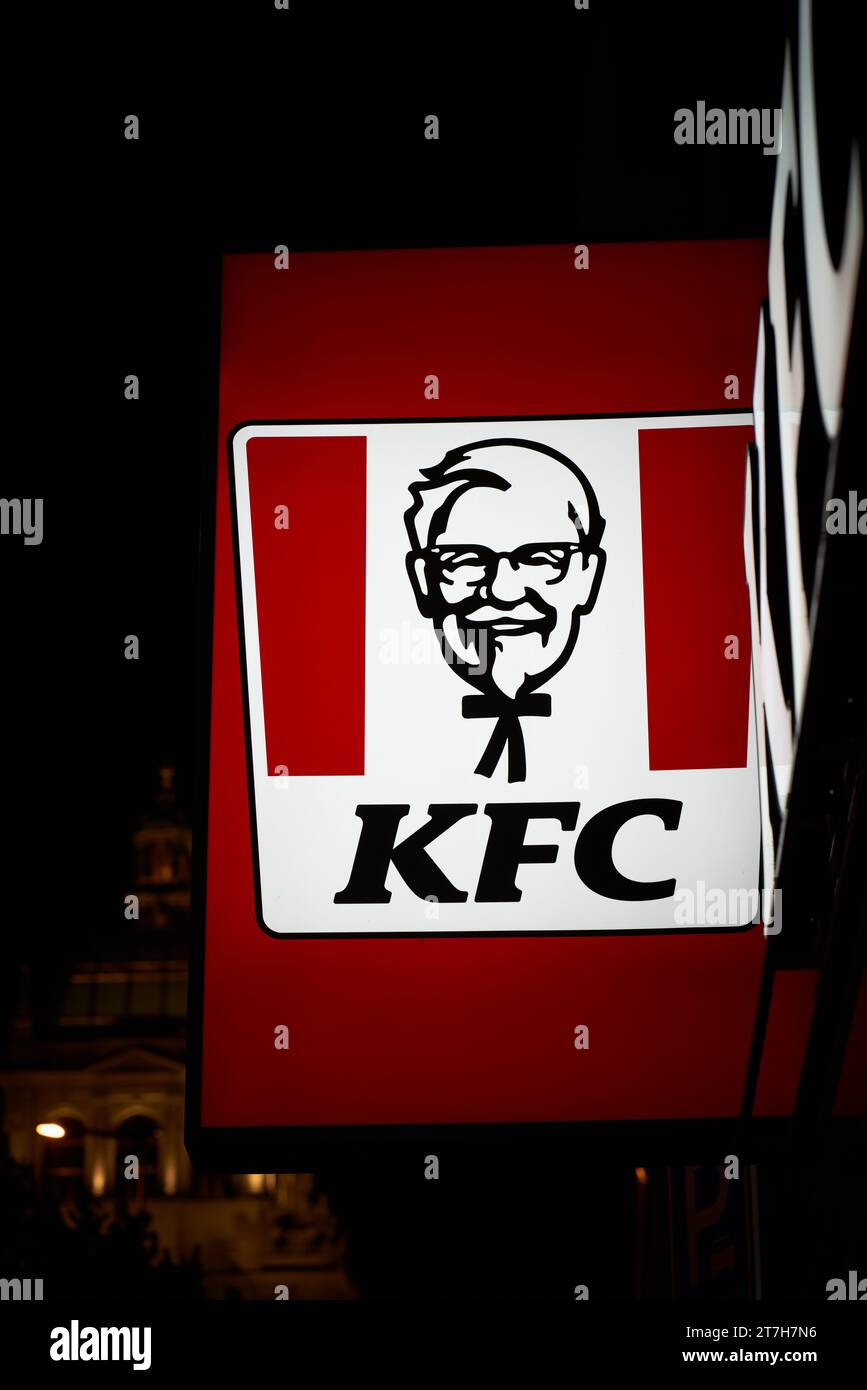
188 242 812 1161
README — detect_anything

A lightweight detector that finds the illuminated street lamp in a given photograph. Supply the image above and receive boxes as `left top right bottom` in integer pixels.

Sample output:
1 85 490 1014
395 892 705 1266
36 1120 162 1138
35 1122 66 1140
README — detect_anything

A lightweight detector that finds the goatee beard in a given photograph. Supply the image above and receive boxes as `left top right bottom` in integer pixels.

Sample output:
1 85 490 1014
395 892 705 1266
441 613 484 672
441 614 537 700
485 636 533 699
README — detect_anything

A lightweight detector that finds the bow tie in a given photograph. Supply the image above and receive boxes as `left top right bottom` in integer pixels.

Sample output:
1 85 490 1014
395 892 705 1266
461 691 552 782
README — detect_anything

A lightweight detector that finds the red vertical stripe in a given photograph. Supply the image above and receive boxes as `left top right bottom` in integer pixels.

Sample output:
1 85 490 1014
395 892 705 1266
639 426 753 770
833 974 867 1115
245 435 366 775
753 970 817 1117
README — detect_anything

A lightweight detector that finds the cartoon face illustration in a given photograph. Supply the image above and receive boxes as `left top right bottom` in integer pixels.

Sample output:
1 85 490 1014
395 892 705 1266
405 439 606 780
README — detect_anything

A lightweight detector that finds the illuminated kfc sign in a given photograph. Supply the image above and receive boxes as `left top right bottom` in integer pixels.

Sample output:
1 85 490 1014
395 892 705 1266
187 234 830 1163
230 417 760 935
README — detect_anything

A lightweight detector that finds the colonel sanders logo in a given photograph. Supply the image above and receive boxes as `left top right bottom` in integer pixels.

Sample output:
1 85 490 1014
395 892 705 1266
405 438 606 782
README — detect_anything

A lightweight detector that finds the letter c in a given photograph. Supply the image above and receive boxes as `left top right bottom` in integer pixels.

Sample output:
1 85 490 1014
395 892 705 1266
574 799 683 900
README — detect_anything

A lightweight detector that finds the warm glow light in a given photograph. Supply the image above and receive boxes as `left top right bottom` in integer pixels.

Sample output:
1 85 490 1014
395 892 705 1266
36 1123 66 1140
163 1158 177 1196
91 1163 106 1196
634 1167 648 1186
247 1173 265 1194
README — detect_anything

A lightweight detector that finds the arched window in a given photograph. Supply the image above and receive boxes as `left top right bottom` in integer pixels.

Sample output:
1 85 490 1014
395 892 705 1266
115 1115 160 1206
42 1117 86 1200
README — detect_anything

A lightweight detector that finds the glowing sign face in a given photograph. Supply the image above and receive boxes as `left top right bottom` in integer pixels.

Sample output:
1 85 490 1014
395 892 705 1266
230 416 760 936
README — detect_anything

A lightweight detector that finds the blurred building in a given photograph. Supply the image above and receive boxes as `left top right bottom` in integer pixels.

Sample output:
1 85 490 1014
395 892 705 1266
0 766 353 1299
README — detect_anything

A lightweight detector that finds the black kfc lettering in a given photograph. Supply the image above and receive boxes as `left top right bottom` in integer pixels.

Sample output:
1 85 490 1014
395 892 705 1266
334 804 476 904
573 798 683 901
335 798 685 906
